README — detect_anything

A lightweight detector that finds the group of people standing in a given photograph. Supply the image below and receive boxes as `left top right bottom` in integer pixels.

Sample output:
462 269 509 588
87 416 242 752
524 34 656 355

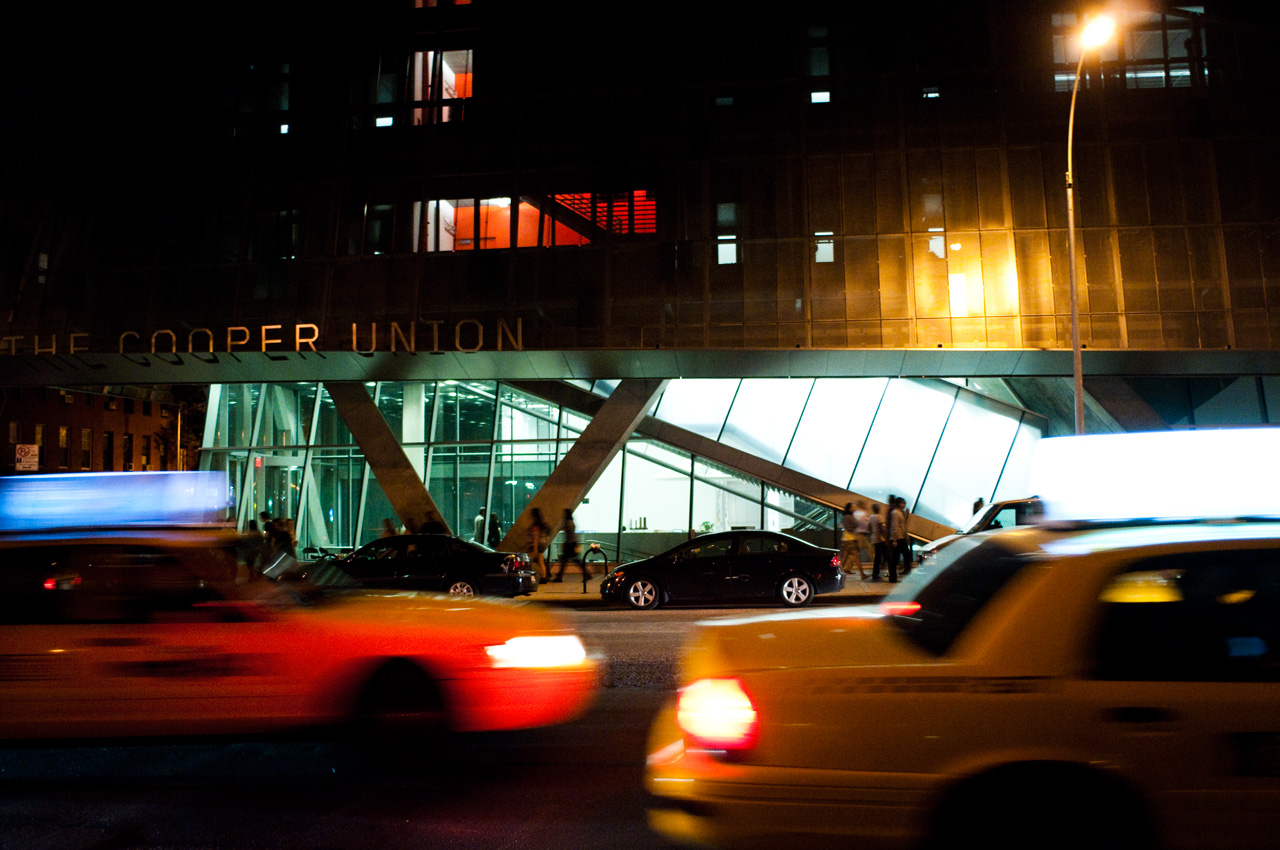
840 496 912 583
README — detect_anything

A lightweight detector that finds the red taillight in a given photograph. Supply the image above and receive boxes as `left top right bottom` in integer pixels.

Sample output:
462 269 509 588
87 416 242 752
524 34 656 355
879 600 922 616
676 678 759 750
43 576 81 590
829 554 841 568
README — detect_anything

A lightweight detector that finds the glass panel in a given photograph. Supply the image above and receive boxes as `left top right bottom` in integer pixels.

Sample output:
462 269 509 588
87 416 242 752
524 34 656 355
992 419 1044 502
784 378 888 487
429 443 494 536
560 409 591 439
620 447 693 561
301 447 367 551
433 381 498 442
915 394 1022 528
216 384 261 448
492 440 557 531
1265 378 1280 424
255 383 318 448
764 486 835 548
695 457 760 502
850 379 956 509
719 379 813 464
357 467 397 549
574 452 623 562
1190 378 1263 427
314 385 355 446
692 462 761 535
498 389 559 441
654 379 739 440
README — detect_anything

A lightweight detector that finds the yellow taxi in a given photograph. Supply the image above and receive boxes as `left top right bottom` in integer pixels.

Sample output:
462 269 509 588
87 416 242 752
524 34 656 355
0 526 599 742
645 429 1280 850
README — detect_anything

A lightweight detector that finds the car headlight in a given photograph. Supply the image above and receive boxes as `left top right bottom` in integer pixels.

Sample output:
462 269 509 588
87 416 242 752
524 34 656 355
484 635 588 669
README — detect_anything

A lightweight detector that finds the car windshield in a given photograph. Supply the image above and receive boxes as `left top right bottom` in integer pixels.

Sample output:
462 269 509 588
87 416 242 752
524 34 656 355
882 537 1032 657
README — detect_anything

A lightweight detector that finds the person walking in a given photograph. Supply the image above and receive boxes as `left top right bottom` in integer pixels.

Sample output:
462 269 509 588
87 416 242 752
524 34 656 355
887 498 907 582
852 500 871 580
487 513 503 548
840 503 858 576
552 509 579 583
868 503 888 581
897 497 913 577
527 507 550 582
473 507 486 543
380 518 399 538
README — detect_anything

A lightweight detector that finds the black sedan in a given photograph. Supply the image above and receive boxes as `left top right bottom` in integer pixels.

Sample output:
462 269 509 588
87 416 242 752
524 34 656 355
304 534 537 598
600 530 843 610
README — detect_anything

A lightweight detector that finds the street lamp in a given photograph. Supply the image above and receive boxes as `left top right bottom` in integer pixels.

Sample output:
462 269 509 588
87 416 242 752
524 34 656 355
1066 13 1115 435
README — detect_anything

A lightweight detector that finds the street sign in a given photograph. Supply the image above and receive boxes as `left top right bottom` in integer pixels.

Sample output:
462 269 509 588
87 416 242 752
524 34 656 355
15 444 38 472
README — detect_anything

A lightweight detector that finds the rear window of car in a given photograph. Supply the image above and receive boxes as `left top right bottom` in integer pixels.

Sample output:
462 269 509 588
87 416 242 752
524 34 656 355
885 538 1033 656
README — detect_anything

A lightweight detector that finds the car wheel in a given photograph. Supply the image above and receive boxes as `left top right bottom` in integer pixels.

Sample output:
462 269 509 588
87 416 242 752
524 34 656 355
446 577 478 597
778 574 813 607
925 765 1154 850
625 577 661 610
353 660 452 770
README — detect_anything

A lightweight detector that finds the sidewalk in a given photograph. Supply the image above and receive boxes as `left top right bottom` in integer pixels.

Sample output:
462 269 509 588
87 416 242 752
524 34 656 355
527 571 893 608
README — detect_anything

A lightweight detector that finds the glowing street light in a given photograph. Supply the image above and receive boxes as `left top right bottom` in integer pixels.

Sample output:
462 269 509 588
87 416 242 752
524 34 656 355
1066 13 1116 435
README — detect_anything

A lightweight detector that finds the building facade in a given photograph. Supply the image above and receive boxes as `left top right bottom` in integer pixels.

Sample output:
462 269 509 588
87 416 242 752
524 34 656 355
2 0 1278 549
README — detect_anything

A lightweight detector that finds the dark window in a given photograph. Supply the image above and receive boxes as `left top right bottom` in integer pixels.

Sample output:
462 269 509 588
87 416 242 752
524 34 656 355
101 431 114 471
80 429 92 470
1092 549 1280 682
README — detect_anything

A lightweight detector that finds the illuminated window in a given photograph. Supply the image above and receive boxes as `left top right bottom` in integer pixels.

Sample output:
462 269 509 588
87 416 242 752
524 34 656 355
58 426 68 469
717 236 738 265
813 232 834 263
409 191 653 252
810 91 831 103
410 48 473 124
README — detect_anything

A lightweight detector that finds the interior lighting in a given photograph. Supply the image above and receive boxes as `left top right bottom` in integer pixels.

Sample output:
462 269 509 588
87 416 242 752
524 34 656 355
676 678 759 750
810 91 830 103
375 116 394 127
279 124 289 134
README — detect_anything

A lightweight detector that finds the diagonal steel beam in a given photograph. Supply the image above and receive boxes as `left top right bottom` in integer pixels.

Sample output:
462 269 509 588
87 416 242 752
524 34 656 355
500 378 668 551
322 382 450 535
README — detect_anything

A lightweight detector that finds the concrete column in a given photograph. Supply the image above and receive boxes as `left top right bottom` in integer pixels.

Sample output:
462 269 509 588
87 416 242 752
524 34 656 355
322 381 450 535
499 378 668 552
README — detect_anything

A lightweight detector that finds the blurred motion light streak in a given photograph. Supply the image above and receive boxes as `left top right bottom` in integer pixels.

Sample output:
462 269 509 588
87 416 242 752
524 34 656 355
0 471 233 531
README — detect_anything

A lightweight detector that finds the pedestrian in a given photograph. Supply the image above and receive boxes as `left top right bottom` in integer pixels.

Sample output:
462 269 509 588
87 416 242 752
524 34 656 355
972 496 985 516
868 503 889 581
527 507 550 582
839 503 858 575
852 500 871 579
487 512 503 548
380 517 399 538
897 497 913 576
553 509 580 583
473 506 486 543
421 510 448 535
887 498 907 582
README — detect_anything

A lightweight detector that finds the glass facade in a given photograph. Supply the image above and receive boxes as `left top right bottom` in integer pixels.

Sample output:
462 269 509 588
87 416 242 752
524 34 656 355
202 377 1044 556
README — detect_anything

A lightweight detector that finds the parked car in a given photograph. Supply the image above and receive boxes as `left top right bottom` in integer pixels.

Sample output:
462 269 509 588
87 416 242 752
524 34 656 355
915 496 1042 570
600 530 843 610
0 527 595 743
303 533 537 598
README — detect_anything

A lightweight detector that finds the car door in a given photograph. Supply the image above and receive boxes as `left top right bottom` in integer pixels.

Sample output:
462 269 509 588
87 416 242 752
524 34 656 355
0 544 292 738
728 533 792 600
397 536 451 590
339 538 404 586
661 536 738 601
1064 550 1280 850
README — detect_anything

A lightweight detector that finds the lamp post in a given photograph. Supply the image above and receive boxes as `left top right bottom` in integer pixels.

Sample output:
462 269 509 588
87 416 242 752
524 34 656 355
1066 14 1115 435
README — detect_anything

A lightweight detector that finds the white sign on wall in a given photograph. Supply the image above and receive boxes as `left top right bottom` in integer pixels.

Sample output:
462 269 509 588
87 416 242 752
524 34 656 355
15 444 38 472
